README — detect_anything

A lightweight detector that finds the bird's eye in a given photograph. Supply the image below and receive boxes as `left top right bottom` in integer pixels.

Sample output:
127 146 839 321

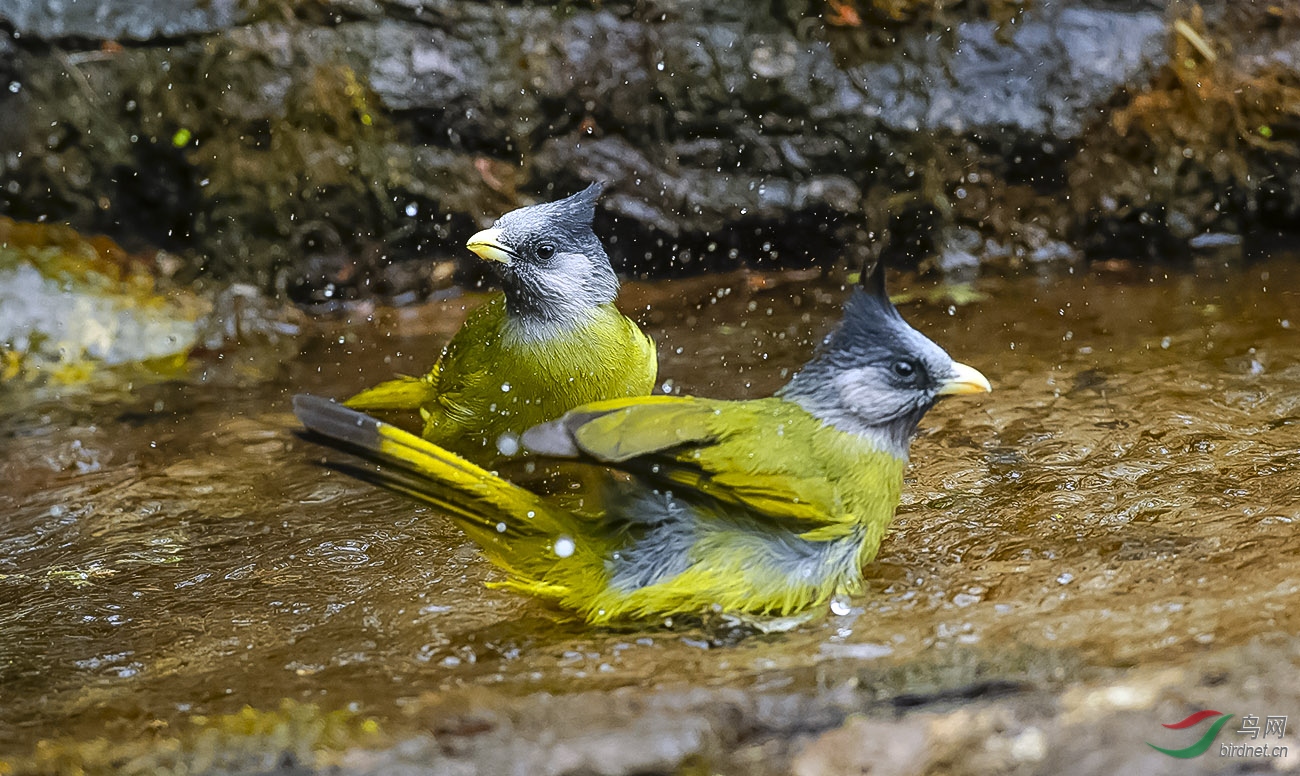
892 360 916 378
536 243 556 260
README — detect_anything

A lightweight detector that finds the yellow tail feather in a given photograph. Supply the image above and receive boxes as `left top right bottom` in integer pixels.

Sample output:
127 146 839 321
343 376 430 411
293 395 574 580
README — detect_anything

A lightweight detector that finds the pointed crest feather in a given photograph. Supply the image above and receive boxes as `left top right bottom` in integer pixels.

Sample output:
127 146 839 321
860 258 891 307
838 258 902 339
561 181 605 224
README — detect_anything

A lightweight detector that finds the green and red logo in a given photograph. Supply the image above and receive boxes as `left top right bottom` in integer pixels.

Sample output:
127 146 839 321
1148 710 1235 758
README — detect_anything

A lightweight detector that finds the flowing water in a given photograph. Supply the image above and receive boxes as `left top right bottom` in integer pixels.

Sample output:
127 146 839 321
1 257 1298 772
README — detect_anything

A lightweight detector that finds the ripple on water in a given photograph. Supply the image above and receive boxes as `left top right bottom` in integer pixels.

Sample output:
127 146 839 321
0 260 1298 762
307 540 375 568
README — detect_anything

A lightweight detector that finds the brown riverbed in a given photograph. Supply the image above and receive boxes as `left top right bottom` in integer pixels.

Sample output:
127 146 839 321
2 257 1298 775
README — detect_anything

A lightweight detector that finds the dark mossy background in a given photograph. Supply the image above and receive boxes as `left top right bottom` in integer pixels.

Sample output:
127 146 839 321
1 0 1298 303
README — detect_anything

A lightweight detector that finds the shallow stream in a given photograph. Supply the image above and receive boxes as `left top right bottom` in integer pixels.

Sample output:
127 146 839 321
2 257 1297 772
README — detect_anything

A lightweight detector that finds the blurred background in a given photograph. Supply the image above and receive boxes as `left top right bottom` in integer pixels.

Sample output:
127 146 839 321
2 3 1299 775
2 0 1297 302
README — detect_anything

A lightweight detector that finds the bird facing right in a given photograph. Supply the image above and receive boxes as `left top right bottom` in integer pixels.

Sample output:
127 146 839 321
294 259 990 624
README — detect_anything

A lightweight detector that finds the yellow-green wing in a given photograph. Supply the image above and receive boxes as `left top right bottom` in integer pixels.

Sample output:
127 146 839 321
344 375 431 411
544 396 854 534
342 296 506 427
566 395 720 461
418 295 513 444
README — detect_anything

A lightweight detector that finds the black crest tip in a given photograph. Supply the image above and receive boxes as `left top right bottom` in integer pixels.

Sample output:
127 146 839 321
861 258 889 302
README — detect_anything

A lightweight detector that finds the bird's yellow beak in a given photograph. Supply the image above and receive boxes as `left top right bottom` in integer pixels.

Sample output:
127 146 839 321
937 362 992 396
466 228 514 265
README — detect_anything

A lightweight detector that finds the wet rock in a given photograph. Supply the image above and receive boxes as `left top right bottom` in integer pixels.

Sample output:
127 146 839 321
0 0 247 40
20 636 1294 775
1187 231 1243 250
0 0 1297 294
538 712 714 776
791 716 931 776
837 7 1167 138
935 228 984 275
0 217 208 377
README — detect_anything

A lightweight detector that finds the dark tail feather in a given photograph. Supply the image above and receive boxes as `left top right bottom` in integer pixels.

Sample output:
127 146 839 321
295 394 387 452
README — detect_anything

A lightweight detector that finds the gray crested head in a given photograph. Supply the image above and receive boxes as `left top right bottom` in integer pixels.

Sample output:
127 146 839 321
466 182 619 324
778 260 990 457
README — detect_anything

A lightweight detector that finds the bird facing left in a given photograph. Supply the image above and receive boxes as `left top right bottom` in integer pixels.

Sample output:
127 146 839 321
342 183 657 466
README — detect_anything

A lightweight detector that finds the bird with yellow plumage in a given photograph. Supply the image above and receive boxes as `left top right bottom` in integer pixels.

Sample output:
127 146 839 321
296 259 989 624
343 183 657 466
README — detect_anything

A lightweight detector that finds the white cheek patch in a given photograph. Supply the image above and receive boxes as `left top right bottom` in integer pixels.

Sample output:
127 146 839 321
834 367 905 419
800 366 894 449
550 251 589 280
832 366 883 408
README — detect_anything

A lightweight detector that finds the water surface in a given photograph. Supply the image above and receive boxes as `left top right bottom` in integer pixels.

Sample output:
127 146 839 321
2 258 1297 768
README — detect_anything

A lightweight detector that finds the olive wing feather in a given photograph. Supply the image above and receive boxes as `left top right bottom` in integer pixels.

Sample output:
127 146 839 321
524 396 850 534
419 297 511 434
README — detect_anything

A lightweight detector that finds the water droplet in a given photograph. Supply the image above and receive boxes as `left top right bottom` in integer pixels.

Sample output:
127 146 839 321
554 536 575 558
405 202 418 217
500 382 512 392
495 522 507 533
495 433 520 457
830 595 852 616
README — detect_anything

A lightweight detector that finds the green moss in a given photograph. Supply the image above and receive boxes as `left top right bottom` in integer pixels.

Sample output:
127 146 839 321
7 700 384 776
8 32 400 289
0 218 207 386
